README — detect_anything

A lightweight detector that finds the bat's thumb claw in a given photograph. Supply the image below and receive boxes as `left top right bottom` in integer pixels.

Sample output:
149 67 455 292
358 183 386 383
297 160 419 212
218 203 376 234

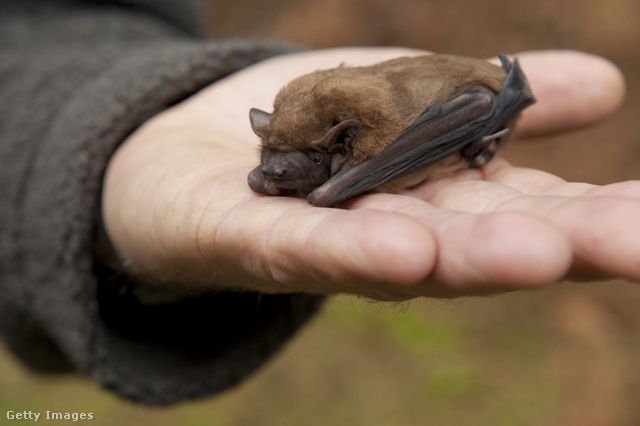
307 186 335 207
482 128 509 143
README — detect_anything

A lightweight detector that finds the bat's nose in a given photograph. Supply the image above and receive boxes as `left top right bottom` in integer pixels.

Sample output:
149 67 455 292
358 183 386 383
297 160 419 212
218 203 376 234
262 165 286 179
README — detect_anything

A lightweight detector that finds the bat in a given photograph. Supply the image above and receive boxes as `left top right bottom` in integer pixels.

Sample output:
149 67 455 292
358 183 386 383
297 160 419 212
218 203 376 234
248 54 535 207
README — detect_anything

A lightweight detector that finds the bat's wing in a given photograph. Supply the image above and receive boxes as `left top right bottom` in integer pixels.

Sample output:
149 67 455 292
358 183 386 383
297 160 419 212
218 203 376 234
308 55 535 207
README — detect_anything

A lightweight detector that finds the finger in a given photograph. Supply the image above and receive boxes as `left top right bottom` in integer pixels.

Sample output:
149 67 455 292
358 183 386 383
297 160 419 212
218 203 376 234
399 157 574 210
482 157 591 196
205 195 440 297
491 50 625 138
274 205 438 290
543 195 640 282
418 165 640 282
347 194 572 296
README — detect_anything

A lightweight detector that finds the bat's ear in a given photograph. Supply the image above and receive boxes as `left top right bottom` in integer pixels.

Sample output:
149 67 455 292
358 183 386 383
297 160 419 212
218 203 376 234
311 119 361 154
312 119 361 175
249 108 271 138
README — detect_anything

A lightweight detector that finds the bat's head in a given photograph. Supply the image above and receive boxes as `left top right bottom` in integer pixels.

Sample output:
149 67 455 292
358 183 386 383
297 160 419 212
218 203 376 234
248 107 361 196
247 67 398 198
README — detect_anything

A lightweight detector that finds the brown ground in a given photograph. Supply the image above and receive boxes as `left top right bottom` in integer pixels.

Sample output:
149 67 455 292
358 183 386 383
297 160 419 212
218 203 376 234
2 1 640 425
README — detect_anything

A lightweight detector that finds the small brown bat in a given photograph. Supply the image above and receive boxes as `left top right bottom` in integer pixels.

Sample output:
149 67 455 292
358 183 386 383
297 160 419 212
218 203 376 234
248 54 535 207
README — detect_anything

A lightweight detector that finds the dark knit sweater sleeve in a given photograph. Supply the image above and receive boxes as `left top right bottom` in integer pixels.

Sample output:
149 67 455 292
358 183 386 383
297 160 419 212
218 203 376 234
0 0 324 405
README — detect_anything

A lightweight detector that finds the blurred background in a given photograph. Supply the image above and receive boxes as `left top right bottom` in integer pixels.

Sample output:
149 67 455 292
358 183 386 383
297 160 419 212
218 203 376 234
2 0 640 425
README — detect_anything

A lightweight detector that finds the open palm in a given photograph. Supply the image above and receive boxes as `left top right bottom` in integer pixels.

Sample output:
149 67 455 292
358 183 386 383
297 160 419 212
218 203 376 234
102 47 634 301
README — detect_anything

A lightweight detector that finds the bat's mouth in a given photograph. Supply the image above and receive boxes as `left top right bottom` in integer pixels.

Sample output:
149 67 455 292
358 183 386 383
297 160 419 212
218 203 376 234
265 176 317 193
262 172 294 185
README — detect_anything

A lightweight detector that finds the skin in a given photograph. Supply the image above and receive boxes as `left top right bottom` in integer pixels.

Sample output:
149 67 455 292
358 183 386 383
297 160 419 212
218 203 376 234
102 47 630 301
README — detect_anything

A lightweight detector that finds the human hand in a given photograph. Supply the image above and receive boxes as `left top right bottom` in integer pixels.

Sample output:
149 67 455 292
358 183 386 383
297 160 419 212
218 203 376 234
102 47 629 300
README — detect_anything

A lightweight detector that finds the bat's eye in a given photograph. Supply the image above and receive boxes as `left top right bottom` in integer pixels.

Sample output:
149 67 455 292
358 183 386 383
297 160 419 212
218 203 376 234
311 154 322 165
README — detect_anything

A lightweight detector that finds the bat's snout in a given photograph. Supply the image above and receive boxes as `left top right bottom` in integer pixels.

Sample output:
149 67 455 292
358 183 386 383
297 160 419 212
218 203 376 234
261 164 287 179
248 165 281 196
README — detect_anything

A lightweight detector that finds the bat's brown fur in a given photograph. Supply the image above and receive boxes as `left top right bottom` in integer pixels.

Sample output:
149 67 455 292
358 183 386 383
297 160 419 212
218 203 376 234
261 54 506 169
